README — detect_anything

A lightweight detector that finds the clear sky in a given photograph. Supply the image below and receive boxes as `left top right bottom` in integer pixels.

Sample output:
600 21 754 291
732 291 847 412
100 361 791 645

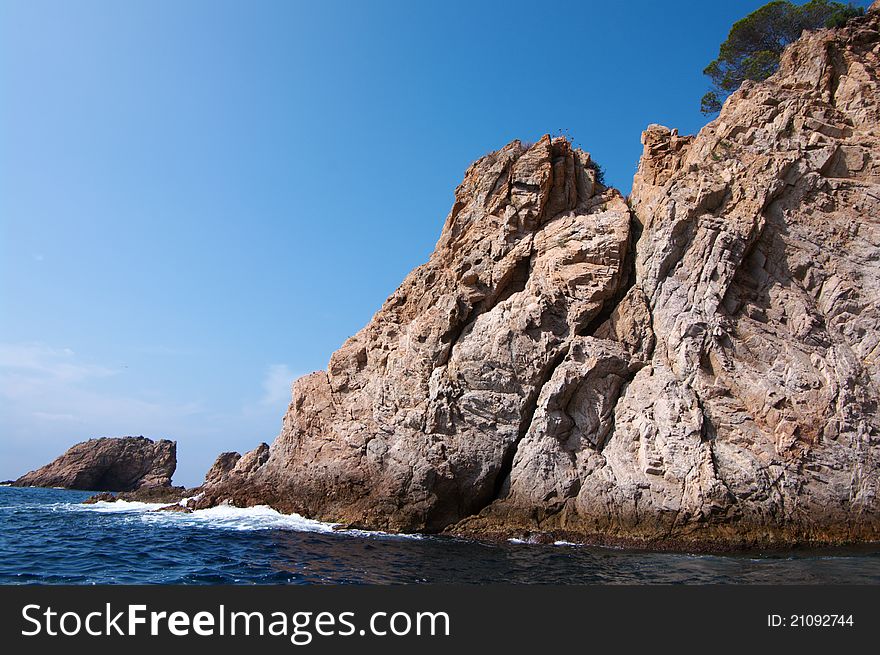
2 0 869 485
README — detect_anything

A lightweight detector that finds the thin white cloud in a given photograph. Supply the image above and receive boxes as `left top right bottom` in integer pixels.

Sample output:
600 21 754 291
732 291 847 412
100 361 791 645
0 342 114 383
31 411 77 422
0 343 304 486
0 342 203 429
260 364 295 407
0 342 204 473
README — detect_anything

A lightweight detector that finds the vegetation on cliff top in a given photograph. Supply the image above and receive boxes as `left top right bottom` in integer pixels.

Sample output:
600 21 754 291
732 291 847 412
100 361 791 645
701 0 864 114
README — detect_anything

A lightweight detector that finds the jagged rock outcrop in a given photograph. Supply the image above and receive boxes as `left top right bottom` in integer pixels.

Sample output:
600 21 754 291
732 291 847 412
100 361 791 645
84 444 265 506
203 452 242 486
199 7 880 549
14 437 176 492
198 136 631 529
458 7 880 548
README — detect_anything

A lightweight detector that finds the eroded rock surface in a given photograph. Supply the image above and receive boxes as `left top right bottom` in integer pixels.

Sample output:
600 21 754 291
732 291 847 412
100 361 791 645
200 136 631 531
203 452 242 486
459 8 880 548
200 8 880 549
15 437 176 492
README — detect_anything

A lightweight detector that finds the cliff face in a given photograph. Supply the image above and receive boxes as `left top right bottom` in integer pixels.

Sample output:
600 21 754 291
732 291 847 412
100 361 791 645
460 7 880 548
14 437 176 492
198 138 631 528
202 451 242 486
199 7 880 548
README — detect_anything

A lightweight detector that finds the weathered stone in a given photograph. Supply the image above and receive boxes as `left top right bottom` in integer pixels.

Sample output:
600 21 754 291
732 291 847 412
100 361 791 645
14 437 176 492
155 503 193 513
458 9 880 549
198 136 630 531
82 492 116 504
199 10 880 550
203 451 242 486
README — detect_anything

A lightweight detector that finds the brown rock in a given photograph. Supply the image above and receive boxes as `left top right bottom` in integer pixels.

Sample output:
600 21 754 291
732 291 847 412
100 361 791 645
232 443 269 476
459 10 880 548
200 10 880 549
14 437 176 492
82 492 116 504
200 136 629 530
155 503 193 513
202 451 242 486
83 484 191 505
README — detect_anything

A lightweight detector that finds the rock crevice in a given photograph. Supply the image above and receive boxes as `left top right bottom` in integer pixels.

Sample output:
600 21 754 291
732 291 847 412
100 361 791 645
196 8 880 549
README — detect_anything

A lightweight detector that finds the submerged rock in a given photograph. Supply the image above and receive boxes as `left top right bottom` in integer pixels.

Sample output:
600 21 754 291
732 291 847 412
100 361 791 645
82 492 117 504
14 436 177 492
199 7 880 549
155 503 193 513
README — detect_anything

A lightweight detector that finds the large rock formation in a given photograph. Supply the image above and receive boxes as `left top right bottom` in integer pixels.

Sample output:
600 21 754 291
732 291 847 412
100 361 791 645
458 7 880 549
14 437 176 492
198 7 880 549
202 451 242 486
195 136 631 529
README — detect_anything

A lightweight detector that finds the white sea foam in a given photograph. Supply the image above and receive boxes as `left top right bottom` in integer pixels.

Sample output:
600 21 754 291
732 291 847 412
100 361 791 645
507 537 582 547
141 504 340 533
178 492 204 506
72 499 422 539
71 500 167 513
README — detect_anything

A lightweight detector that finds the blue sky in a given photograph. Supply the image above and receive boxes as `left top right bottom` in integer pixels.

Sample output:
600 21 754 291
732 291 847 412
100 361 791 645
2 0 869 485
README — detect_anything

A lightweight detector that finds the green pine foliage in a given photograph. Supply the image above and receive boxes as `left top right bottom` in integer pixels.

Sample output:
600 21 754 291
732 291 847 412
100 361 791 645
701 0 864 115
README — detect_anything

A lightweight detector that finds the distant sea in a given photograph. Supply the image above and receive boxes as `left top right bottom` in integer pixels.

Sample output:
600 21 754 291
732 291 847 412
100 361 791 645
1 486 878 584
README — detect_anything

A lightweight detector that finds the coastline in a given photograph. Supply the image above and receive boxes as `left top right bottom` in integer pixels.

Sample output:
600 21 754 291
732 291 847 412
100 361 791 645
3 486 879 585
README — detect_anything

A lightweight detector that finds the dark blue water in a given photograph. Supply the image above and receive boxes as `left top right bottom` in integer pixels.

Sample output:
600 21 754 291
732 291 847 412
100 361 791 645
1 487 879 584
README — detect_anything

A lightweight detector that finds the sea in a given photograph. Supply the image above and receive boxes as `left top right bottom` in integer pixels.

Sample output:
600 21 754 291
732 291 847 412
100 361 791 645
1 486 878 584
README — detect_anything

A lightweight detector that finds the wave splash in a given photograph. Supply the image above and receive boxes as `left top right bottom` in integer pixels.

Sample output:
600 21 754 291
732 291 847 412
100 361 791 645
72 499 420 538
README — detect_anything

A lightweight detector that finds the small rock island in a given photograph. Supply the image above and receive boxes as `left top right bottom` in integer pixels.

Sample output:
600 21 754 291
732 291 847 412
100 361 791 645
12 436 176 492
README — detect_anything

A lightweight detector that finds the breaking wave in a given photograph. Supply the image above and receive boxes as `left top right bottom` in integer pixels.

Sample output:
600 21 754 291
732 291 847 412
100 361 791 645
2 488 878 585
72 498 418 538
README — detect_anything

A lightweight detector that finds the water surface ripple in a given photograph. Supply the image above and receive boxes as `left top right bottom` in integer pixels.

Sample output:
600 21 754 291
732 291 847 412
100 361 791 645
2 487 878 584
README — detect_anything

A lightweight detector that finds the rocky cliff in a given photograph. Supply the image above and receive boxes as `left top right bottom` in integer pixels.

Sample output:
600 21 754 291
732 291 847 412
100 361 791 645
203 451 243 486
196 6 880 549
14 437 176 492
